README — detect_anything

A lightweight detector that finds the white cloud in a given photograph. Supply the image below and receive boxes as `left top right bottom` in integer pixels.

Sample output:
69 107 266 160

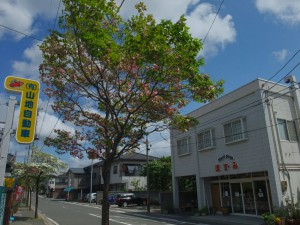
35 112 76 139
272 49 288 62
12 43 43 80
0 0 61 40
117 0 236 57
185 3 236 57
137 130 170 158
255 0 300 25
65 156 92 168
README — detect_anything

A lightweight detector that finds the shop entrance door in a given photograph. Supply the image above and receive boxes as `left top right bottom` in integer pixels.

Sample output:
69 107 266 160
211 184 221 211
242 182 256 214
231 183 243 213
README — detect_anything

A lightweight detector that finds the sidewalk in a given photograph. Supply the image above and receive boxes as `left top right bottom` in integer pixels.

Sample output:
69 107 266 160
10 206 50 225
136 207 265 225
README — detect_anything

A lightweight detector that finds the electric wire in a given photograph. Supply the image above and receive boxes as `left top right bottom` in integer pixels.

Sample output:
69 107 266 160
202 0 225 45
37 0 62 141
0 24 43 41
268 62 300 91
265 49 300 83
52 0 62 31
40 115 62 152
147 84 299 149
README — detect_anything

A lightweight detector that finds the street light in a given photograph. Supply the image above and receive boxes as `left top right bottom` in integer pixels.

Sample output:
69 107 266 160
89 158 94 204
146 135 150 213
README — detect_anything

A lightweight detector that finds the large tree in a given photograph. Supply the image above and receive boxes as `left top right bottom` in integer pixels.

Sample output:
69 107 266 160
39 0 223 224
13 147 67 218
140 156 172 191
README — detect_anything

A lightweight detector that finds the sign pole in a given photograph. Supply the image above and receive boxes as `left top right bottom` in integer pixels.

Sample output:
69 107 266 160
0 96 17 186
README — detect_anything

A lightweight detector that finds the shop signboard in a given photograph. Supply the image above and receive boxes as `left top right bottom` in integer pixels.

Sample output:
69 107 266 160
4 76 40 144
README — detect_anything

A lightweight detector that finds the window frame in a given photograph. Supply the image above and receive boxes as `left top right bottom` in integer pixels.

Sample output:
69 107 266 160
277 118 298 142
197 128 216 151
223 117 248 144
113 165 118 174
177 136 191 156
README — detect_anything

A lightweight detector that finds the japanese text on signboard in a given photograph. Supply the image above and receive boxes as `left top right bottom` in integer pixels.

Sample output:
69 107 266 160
4 76 40 144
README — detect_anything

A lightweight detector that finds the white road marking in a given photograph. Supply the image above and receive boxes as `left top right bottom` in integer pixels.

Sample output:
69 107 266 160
46 217 60 225
89 213 132 225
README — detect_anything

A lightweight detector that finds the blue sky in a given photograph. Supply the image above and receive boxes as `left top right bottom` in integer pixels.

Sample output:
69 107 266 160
0 0 300 167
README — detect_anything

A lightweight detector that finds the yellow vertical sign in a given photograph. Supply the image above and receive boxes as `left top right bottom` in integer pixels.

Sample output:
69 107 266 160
4 76 40 144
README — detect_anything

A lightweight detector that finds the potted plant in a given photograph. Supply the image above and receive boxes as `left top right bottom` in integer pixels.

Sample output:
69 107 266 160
200 206 209 216
288 209 300 225
274 207 288 225
262 213 276 225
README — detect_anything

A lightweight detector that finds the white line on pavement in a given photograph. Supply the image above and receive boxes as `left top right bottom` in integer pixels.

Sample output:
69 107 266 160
130 213 209 225
89 213 132 225
46 216 60 225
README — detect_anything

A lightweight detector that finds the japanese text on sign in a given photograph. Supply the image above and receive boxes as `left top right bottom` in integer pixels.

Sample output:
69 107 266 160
4 76 40 144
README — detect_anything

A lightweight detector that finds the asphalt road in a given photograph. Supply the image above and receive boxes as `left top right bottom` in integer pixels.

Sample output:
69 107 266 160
37 197 211 225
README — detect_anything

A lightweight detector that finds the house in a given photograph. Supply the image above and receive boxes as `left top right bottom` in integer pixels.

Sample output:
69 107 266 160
51 168 91 200
87 152 158 191
170 77 300 216
51 152 158 199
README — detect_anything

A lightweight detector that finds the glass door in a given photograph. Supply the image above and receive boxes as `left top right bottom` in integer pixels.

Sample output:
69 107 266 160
242 182 256 214
221 182 231 211
254 180 270 215
231 183 243 213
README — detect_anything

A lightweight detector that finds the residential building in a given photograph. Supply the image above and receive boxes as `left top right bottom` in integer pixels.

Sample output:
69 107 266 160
90 152 158 191
171 77 300 216
52 168 90 199
51 152 158 199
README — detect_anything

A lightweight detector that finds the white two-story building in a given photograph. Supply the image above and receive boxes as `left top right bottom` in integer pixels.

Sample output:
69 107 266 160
171 77 300 216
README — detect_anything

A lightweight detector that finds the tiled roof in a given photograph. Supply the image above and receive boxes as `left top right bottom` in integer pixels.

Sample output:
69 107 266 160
68 168 85 174
85 152 159 169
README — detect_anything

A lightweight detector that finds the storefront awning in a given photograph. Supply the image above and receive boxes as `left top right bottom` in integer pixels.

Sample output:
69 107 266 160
63 186 75 192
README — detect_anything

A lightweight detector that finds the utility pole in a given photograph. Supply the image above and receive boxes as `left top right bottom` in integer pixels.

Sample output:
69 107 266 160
89 158 94 204
0 96 17 186
146 135 150 213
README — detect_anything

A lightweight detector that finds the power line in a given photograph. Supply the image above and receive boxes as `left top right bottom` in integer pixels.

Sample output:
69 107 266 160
38 1 61 145
266 49 300 83
148 83 298 147
268 62 300 91
202 0 225 45
52 0 62 31
0 24 43 41
40 115 61 151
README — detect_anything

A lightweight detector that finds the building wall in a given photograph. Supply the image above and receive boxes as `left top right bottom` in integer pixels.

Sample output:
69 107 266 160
171 78 300 213
109 161 147 191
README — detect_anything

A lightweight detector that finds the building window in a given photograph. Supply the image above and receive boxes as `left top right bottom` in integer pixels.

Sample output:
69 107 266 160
197 129 215 150
277 119 298 142
113 165 118 174
224 118 247 144
122 164 142 176
177 137 191 156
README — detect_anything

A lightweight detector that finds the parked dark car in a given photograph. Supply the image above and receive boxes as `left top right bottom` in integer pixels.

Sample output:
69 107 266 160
115 193 146 207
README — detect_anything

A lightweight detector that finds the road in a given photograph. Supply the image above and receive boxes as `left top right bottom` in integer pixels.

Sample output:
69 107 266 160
37 197 210 225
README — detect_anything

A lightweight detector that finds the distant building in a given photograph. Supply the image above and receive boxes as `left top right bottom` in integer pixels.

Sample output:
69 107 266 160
171 77 300 215
89 152 158 191
51 152 158 200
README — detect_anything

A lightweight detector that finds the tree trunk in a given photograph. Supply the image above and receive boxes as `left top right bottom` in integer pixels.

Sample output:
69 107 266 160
35 173 42 219
29 188 32 211
101 160 112 225
26 186 29 207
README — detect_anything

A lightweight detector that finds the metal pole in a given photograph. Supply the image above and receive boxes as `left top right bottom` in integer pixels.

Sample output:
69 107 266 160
89 159 94 204
146 135 150 213
0 96 17 186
